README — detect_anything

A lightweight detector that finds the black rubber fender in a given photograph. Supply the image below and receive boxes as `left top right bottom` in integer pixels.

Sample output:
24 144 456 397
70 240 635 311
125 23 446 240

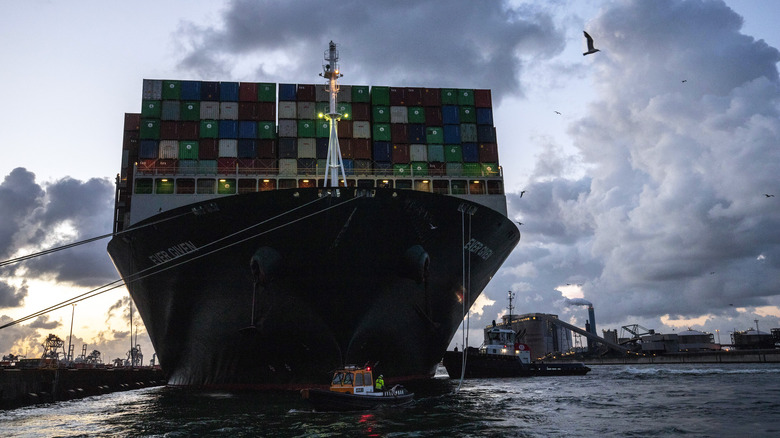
250 246 282 286
399 245 430 283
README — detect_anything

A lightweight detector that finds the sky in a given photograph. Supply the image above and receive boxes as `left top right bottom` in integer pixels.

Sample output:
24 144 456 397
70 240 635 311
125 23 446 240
1 0 779 362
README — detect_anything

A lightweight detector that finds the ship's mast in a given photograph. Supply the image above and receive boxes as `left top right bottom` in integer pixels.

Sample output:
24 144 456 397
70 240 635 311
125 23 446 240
319 41 348 188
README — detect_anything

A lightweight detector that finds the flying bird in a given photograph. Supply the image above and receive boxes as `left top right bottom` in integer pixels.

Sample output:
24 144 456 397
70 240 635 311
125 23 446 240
681 79 687 83
765 194 775 197
520 190 526 198
554 111 561 115
583 31 600 56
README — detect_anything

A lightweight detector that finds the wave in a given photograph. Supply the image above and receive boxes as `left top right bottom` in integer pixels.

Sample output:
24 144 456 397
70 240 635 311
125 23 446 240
619 365 780 376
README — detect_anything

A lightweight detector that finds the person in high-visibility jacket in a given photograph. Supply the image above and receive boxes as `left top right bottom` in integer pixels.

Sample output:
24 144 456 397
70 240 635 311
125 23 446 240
375 375 385 393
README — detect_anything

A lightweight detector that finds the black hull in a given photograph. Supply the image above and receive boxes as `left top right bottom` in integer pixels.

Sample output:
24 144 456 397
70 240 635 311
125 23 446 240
442 349 591 378
301 387 414 411
107 188 519 387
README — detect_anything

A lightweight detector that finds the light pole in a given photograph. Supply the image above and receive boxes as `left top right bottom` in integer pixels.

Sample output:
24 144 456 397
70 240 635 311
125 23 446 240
67 304 76 363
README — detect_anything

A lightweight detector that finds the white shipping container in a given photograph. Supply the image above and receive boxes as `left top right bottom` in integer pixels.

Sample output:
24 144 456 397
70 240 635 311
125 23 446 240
159 140 179 159
200 101 219 119
218 139 238 157
353 121 371 139
278 101 297 119
410 144 428 162
297 101 315 119
143 79 162 100
220 102 239 120
390 106 408 124
279 158 298 175
297 138 316 158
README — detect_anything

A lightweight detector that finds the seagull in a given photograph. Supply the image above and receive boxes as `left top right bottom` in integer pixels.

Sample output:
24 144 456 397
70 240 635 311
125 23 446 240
520 190 526 198
554 111 561 115
516 221 524 226
765 194 775 197
583 31 600 56
682 79 688 83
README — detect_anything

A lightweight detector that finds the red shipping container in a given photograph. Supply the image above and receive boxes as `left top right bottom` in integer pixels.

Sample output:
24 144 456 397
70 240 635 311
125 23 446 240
474 89 492 108
425 107 443 126
258 102 276 120
479 142 499 162
389 87 405 105
429 161 446 176
339 138 353 159
257 139 276 158
351 102 370 121
296 84 316 101
124 113 141 131
338 120 353 138
199 139 219 159
155 159 178 174
352 138 371 159
392 144 410 163
138 159 156 173
423 88 441 107
178 122 199 140
237 158 257 174
238 82 258 101
218 157 238 173
405 87 422 106
238 102 260 121
391 124 408 143
160 121 179 140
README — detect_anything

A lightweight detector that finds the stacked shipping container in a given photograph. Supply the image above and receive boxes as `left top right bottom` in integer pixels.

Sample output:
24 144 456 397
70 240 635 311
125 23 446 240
132 79 499 190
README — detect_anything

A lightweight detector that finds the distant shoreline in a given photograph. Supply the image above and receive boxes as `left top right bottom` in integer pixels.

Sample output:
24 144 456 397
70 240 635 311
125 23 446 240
580 349 780 365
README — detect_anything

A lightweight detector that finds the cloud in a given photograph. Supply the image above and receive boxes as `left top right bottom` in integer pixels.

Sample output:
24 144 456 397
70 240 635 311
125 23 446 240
0 280 26 308
27 315 61 330
175 0 566 104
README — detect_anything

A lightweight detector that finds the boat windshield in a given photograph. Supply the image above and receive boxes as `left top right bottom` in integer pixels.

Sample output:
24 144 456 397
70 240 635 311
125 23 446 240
343 373 353 385
331 372 344 385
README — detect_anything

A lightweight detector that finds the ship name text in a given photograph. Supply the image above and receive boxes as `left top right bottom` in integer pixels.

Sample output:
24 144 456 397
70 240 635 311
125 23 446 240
464 238 493 260
148 241 198 265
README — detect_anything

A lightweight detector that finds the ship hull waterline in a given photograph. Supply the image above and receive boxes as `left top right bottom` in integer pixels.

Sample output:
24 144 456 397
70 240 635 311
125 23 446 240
107 187 520 388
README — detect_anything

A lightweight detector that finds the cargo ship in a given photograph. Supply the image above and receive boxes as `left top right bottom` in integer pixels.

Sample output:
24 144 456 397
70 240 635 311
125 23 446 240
107 42 520 388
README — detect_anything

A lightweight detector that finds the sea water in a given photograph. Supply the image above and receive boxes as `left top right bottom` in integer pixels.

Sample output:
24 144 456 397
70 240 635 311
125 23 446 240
3 363 779 437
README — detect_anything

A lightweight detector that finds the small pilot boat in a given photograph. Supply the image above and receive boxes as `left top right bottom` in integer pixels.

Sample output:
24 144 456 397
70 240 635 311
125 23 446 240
300 365 414 411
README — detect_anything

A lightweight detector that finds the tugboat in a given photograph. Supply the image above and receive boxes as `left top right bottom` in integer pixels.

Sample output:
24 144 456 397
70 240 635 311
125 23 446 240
442 293 590 378
300 365 414 411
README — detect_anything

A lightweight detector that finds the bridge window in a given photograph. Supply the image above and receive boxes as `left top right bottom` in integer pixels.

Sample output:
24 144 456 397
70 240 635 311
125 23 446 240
451 180 467 195
279 179 297 189
176 178 195 194
197 179 215 194
377 179 393 189
414 179 431 192
395 179 412 190
155 178 174 194
469 180 485 194
217 179 236 195
259 179 276 191
357 179 375 188
298 179 316 188
238 179 257 194
487 180 503 195
134 178 153 194
432 180 449 194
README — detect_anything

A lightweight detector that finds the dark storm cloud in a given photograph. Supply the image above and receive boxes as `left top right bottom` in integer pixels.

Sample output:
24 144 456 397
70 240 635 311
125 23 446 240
507 0 780 332
0 169 117 295
176 0 565 103
27 315 61 330
0 280 26 308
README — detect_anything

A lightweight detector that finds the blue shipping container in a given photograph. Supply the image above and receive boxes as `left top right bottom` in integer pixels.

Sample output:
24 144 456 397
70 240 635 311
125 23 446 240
476 108 493 125
342 158 354 175
279 83 297 101
442 105 460 124
373 141 392 162
408 124 426 143
201 82 220 100
220 82 239 101
238 139 257 158
462 143 479 162
278 138 297 158
316 137 329 159
219 120 238 139
443 125 461 144
477 125 497 142
238 121 258 139
181 81 202 100
139 140 159 159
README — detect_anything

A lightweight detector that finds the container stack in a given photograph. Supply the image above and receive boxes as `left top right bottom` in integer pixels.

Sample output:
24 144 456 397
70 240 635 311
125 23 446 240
131 79 499 182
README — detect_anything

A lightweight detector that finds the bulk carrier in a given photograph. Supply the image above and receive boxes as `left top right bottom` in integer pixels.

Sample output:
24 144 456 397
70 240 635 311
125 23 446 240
108 43 520 388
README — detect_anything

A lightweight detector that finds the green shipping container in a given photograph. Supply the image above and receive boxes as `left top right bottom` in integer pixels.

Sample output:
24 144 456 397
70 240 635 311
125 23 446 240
372 106 390 123
459 106 476 123
461 123 478 142
427 144 444 162
258 83 276 102
140 119 160 139
463 162 482 176
162 80 181 100
352 85 370 103
410 162 428 175
258 121 276 139
441 88 458 105
481 162 499 176
457 89 475 106
373 123 391 141
200 120 219 138
217 178 236 194
199 160 218 174
371 86 390 105
393 163 410 176
155 178 174 194
181 101 200 121
336 102 352 118
444 145 462 162
316 120 330 138
179 140 199 159
298 120 316 137
426 127 444 144
315 102 329 117
141 100 161 118
446 163 463 176
407 107 425 124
